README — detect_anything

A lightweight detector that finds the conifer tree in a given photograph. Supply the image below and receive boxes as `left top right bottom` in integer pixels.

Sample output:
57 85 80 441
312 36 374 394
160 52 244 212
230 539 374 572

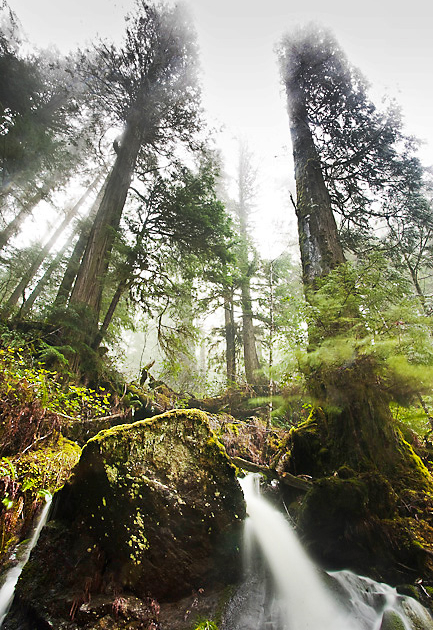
278 25 433 577
68 2 202 332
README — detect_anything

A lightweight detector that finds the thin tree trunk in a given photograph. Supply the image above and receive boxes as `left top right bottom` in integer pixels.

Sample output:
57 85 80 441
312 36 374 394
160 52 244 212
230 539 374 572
224 290 236 384
236 145 262 386
0 185 51 251
5 172 103 311
285 74 345 286
240 278 261 385
405 258 429 314
92 277 128 350
20 240 70 315
69 108 145 321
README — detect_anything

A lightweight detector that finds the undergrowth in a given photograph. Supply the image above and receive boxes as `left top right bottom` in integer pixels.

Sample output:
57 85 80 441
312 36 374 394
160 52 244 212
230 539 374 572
0 344 111 457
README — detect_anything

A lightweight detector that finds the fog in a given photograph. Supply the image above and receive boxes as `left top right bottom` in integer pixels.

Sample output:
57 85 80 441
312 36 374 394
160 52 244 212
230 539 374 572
10 0 433 257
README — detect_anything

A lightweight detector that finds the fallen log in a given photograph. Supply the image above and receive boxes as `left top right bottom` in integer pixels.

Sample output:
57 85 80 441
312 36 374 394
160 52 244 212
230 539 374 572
231 456 313 492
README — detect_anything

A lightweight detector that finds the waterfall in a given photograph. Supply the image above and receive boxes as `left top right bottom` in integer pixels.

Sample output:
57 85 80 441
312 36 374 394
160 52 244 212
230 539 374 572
223 473 433 630
0 497 52 627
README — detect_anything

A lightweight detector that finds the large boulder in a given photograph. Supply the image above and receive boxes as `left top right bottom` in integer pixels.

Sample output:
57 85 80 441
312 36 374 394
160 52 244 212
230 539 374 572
5 409 245 629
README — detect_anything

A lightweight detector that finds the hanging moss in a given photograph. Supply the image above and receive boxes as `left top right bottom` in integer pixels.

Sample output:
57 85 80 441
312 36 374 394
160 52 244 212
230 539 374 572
0 436 81 561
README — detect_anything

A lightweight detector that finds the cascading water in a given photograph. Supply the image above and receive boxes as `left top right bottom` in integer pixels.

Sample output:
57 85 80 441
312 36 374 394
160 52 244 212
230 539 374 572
0 497 52 627
223 473 433 630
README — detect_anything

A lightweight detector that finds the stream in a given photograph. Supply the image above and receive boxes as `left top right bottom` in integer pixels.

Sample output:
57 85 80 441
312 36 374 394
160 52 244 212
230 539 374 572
223 473 433 630
1 475 433 629
0 498 52 627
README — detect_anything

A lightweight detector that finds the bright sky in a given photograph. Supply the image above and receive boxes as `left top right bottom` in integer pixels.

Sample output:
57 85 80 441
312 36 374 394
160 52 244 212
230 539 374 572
9 0 433 258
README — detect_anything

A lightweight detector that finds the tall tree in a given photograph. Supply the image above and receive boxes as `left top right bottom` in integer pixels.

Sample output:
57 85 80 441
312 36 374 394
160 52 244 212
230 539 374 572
280 26 424 241
278 26 433 579
279 30 345 286
68 2 202 330
233 144 263 385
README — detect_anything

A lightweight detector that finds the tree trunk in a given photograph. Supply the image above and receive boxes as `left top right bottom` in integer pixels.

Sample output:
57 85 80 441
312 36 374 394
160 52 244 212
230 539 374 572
240 277 261 385
236 145 262 386
0 185 51 251
285 75 345 286
224 290 236 384
5 172 103 311
91 277 128 350
69 108 145 321
53 178 109 310
20 240 70 315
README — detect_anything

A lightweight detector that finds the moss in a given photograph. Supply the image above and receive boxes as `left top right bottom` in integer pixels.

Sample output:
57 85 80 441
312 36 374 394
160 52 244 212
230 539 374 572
192 622 218 630
0 436 81 559
49 408 245 601
225 423 239 437
379 610 406 630
86 409 237 477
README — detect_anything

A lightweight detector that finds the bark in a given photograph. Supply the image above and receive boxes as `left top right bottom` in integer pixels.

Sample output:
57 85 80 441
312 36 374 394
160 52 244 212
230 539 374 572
285 72 345 286
92 277 128 350
69 108 145 321
5 172 103 311
53 172 111 309
241 277 261 385
224 290 236 384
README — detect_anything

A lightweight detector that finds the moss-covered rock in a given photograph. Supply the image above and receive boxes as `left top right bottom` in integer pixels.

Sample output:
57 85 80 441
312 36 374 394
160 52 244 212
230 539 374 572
379 609 407 630
5 409 245 629
0 436 81 563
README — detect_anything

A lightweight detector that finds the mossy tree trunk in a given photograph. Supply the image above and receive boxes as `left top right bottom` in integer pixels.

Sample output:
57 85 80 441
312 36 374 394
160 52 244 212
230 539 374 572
281 41 433 578
282 50 433 478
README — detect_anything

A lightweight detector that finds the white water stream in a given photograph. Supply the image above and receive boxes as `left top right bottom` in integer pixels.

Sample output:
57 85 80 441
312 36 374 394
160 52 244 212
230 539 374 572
0 497 52 627
224 474 433 630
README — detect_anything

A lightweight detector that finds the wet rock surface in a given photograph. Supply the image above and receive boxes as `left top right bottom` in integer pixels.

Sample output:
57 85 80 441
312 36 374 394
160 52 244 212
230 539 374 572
4 409 245 629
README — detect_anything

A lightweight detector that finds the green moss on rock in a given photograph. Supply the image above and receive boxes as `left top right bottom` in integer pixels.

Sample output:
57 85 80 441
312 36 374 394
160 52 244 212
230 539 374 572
0 436 81 560
10 409 245 628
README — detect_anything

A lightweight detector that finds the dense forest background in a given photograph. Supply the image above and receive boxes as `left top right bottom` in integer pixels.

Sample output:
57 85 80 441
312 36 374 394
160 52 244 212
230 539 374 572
1 0 433 436
4 2 433 628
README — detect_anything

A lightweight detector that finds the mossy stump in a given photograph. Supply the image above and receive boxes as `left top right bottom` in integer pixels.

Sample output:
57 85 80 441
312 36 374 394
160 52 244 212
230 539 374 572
278 404 433 584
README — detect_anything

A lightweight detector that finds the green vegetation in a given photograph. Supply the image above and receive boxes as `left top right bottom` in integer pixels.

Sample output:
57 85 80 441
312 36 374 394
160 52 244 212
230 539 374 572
193 622 219 630
2 3 433 627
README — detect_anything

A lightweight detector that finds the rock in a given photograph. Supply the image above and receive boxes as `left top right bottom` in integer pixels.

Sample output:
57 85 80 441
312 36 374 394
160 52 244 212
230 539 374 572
5 409 245 628
379 609 406 630
0 436 81 566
